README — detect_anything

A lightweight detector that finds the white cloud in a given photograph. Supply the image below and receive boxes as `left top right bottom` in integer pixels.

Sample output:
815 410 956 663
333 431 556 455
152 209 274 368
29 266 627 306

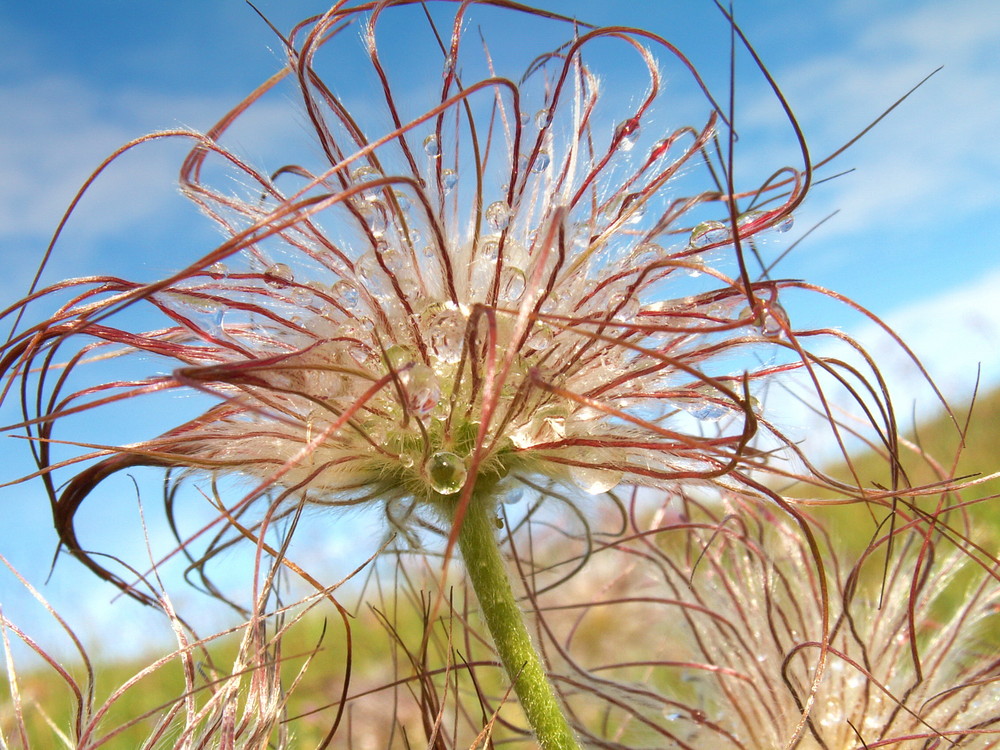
851 264 1000 410
1 78 125 236
0 69 312 311
764 264 1000 472
770 0 1000 236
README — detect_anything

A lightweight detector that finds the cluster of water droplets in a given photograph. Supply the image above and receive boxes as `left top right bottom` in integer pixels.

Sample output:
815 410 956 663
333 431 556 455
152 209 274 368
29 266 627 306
220 75 805 509
353 338 469 495
242 129 560 498
688 209 794 250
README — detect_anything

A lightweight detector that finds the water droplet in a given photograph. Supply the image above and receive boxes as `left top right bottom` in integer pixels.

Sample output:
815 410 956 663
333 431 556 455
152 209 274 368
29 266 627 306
441 169 458 193
757 301 788 337
736 210 765 233
486 201 512 231
500 266 526 301
423 134 441 158
480 235 501 261
399 275 421 298
650 138 671 160
536 403 567 438
207 262 228 279
678 398 728 422
347 343 369 365
264 262 294 287
360 201 388 237
629 242 661 268
531 150 550 173
567 405 605 434
616 396 668 423
776 213 794 233
510 403 566 449
339 323 371 364
399 453 415 468
499 480 524 505
690 221 728 248
207 307 227 338
401 364 441 417
173 294 228 339
570 463 623 495
614 117 641 152
539 290 564 316
526 323 554 351
426 451 466 494
503 238 529 268
351 165 382 201
601 195 624 224
622 194 646 224
428 307 465 364
509 425 536 449
331 279 360 308
392 189 412 214
534 108 552 129
356 252 382 288
291 285 313 305
684 255 706 277
378 242 408 275
468 258 493 303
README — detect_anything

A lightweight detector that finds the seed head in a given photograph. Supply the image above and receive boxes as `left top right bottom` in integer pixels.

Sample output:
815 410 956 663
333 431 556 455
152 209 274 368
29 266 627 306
577 493 1000 748
9 1 818 584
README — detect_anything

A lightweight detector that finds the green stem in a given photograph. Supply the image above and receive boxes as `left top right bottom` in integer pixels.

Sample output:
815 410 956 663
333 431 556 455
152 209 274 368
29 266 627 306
453 495 581 750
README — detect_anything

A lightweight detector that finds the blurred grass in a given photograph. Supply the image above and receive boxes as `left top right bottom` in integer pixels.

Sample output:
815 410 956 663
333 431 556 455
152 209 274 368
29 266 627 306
789 387 1000 662
795 387 1000 553
2 572 547 748
4 597 429 747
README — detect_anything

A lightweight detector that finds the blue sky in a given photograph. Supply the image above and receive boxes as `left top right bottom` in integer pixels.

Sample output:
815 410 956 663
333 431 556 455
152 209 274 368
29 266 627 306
2 0 999 661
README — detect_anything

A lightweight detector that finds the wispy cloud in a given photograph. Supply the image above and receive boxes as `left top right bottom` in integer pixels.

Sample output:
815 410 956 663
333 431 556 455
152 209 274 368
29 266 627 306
765 264 1000 473
1 78 177 239
769 0 1000 236
853 264 1000 409
1 76 307 310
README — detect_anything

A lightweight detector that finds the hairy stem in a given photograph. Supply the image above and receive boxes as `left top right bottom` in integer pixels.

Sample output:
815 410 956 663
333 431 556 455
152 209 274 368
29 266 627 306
453 494 580 750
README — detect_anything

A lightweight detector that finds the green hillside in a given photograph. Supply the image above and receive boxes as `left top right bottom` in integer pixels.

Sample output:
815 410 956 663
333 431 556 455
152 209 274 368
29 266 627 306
799 387 1000 552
